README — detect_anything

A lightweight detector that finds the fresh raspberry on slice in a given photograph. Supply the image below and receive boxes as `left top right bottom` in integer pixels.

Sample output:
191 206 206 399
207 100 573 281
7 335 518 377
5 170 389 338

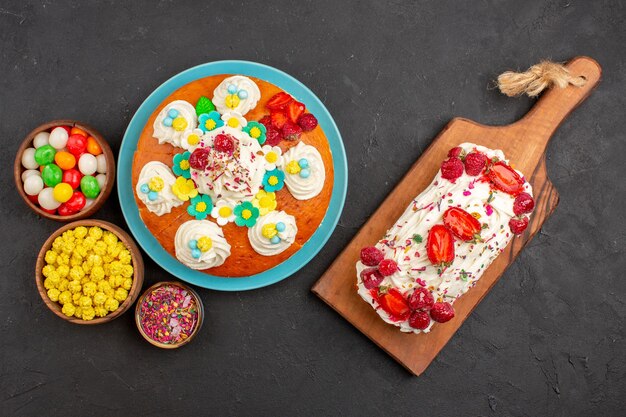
360 246 384 266
509 216 529 235
408 287 434 311
270 111 288 129
265 126 283 146
513 192 535 215
464 152 488 176
430 302 455 323
189 148 210 170
297 113 318 131
282 121 302 141
360 267 384 289
259 115 272 128
409 310 431 330
448 146 463 158
440 157 464 181
214 134 236 154
378 259 399 276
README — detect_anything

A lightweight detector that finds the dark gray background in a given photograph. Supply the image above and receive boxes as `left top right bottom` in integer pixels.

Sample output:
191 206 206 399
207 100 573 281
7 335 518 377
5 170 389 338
1 1 624 416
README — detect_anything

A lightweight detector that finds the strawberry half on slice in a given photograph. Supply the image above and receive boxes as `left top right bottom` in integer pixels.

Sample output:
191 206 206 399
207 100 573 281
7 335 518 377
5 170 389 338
426 225 455 268
487 161 525 195
443 207 482 242
375 288 410 321
265 92 293 111
287 101 306 123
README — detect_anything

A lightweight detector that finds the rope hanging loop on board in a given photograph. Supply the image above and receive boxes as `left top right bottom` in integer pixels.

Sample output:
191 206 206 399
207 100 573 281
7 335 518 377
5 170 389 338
497 60 587 97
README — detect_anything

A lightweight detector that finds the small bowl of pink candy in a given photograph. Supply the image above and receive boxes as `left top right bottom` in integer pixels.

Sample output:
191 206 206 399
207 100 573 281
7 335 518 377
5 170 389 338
14 120 115 221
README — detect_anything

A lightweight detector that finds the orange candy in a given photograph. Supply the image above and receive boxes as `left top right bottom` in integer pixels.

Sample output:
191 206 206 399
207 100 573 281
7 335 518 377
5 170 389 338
54 151 76 170
86 136 102 155
70 127 88 137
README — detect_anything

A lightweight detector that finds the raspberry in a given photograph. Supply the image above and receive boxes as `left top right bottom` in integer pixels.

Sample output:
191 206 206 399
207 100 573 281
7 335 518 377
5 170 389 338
409 310 431 330
282 121 302 141
360 267 384 289
265 126 283 146
513 192 535 215
408 287 434 311
189 148 210 170
448 146 463 158
297 113 318 131
430 302 455 323
509 216 529 235
214 134 235 154
464 152 487 176
378 259 399 276
440 157 464 181
259 116 272 128
360 246 383 266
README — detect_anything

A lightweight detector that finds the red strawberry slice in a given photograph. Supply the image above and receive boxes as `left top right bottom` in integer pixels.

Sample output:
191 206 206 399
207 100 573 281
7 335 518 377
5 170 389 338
266 92 293 110
270 111 288 129
376 288 410 321
487 162 525 195
287 101 306 123
426 225 455 267
443 207 482 241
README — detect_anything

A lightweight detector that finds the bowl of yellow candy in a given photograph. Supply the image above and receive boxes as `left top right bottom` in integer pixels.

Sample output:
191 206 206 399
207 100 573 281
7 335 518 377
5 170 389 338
35 220 144 324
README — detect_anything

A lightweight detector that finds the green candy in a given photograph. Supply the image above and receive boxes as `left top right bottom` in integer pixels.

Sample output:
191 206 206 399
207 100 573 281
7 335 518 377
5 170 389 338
34 145 56 166
80 175 100 199
195 96 215 116
42 164 62 187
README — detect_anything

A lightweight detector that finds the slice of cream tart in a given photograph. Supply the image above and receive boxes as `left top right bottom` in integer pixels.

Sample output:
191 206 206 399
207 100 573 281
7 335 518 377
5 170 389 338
356 143 535 334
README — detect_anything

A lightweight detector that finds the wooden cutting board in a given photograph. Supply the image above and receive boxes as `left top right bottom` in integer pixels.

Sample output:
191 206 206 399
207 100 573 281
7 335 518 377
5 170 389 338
312 56 602 376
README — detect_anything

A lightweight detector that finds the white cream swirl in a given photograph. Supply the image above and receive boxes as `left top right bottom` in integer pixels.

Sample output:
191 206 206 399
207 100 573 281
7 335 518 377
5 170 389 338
153 100 198 147
212 76 261 116
190 126 265 205
248 211 297 256
136 161 183 215
356 143 532 334
175 220 231 270
282 141 325 200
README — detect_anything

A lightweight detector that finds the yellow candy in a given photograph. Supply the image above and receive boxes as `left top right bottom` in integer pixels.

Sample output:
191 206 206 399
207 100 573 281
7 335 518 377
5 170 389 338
44 250 57 264
43 278 55 290
227 117 239 128
93 292 107 305
118 250 131 265
109 261 122 276
62 303 76 317
58 279 69 292
114 275 125 288
114 288 128 302
88 226 103 240
79 296 92 308
172 116 188 131
74 226 88 239
187 134 200 146
91 266 105 281
68 280 82 294
73 293 82 303
103 231 118 246
80 276 91 285
197 236 213 252
95 307 108 317
83 282 97 296
267 175 279 186
122 278 133 291
265 151 278 163
104 298 119 312
241 209 252 220
225 94 240 109
69 266 85 281
286 160 301 174
56 253 69 265
58 291 72 305
97 281 111 293
74 306 83 318
83 236 96 250
56 264 69 278
81 307 95 321
249 126 261 139
149 176 164 192
47 288 60 302
262 223 278 239
53 183 73 203
42 264 55 278
121 265 134 278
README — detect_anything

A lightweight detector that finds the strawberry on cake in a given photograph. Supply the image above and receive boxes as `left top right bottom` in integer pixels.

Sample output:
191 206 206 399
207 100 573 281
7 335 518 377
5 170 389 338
356 143 535 333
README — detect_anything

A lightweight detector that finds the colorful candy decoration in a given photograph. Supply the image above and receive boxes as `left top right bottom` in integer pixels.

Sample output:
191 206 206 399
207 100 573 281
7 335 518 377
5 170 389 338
19 125 108 216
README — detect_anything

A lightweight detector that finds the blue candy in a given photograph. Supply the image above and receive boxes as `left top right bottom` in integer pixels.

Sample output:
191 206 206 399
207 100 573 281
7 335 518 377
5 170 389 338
168 109 179 118
271 236 281 244
188 239 198 249
191 248 201 259
227 84 237 94
163 117 173 127
299 168 310 179
140 184 150 194
148 191 158 201
276 222 286 232
238 89 248 99
298 158 309 168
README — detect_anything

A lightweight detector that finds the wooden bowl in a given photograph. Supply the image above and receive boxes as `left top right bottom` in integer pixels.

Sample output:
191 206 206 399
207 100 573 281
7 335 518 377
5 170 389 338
14 120 116 222
35 219 144 324
135 281 204 349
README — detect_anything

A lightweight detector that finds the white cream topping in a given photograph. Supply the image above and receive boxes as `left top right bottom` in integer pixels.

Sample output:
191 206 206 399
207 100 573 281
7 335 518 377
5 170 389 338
175 220 231 270
153 100 198 147
248 211 297 256
136 161 183 216
212 76 261 116
282 142 325 200
190 126 266 205
356 143 533 334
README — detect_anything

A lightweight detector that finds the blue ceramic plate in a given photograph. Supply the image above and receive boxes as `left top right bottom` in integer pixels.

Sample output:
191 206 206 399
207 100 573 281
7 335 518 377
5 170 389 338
118 61 347 291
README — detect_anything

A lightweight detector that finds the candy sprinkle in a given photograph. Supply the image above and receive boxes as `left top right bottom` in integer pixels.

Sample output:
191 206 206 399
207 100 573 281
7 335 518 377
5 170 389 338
139 284 199 345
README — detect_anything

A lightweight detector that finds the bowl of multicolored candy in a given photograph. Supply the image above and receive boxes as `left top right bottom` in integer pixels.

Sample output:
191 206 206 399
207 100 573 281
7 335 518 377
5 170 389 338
14 120 115 221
